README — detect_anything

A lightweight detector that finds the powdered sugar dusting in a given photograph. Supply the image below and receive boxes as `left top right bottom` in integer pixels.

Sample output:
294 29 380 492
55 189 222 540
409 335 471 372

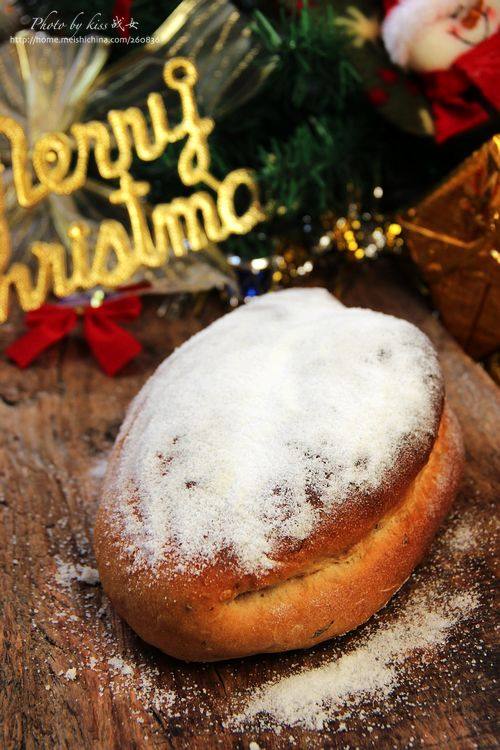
89 456 108 480
55 558 100 587
105 288 442 575
46 548 199 725
442 511 498 555
41 521 490 740
108 656 134 676
230 584 479 731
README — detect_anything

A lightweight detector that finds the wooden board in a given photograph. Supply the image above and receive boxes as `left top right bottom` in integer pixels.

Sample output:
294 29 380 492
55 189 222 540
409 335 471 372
0 262 498 750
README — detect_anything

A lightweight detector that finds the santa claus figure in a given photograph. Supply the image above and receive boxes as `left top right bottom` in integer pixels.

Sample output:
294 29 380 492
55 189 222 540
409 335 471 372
381 0 500 141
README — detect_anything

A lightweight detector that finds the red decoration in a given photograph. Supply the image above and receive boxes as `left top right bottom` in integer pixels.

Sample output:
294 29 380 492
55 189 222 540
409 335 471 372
6 295 142 376
421 32 500 142
378 67 398 84
112 0 133 39
455 31 500 110
368 87 390 106
295 1 318 12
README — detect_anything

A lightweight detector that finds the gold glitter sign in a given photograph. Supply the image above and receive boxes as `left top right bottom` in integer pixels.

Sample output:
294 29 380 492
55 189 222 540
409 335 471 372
0 57 264 322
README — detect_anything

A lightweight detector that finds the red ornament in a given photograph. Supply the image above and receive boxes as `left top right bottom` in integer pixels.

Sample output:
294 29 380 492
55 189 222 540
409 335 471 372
294 1 318 12
378 67 399 84
368 87 390 106
112 0 132 39
6 295 143 376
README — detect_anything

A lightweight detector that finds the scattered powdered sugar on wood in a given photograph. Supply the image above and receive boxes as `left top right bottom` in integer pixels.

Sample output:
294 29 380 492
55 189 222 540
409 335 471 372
89 456 109 480
229 583 479 731
108 656 134 676
41 543 202 727
444 516 479 555
105 288 442 575
441 510 498 556
31 470 493 745
55 558 100 587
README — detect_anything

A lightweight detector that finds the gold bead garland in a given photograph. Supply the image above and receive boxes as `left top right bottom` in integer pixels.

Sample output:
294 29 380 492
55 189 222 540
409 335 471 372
314 205 403 262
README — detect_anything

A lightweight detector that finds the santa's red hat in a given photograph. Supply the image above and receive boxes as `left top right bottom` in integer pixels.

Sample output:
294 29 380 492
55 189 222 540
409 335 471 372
381 0 477 67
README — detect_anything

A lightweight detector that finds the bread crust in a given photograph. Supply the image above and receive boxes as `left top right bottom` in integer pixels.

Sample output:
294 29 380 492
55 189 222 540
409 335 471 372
94 403 464 661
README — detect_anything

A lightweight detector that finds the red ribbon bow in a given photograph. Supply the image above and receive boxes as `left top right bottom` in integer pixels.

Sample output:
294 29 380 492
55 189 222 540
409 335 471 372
6 295 142 376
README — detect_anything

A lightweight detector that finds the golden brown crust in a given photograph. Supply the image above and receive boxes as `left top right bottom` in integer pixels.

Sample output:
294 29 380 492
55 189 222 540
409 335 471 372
95 394 444 605
94 403 464 661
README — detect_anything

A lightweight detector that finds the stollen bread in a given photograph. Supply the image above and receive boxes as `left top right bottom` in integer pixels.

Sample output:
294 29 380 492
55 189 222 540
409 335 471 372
94 289 464 661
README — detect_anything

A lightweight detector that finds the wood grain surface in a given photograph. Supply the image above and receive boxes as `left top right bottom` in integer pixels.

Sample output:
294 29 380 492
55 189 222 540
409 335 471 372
0 262 498 750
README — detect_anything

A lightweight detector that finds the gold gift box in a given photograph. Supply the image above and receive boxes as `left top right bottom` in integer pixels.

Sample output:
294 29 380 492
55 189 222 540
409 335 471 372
402 136 500 360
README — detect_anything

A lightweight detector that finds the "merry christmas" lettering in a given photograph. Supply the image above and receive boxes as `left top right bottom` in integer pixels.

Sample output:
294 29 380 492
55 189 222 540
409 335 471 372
0 57 264 321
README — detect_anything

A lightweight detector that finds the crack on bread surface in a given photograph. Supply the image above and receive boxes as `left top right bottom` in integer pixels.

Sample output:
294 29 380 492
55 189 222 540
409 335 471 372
225 408 450 610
